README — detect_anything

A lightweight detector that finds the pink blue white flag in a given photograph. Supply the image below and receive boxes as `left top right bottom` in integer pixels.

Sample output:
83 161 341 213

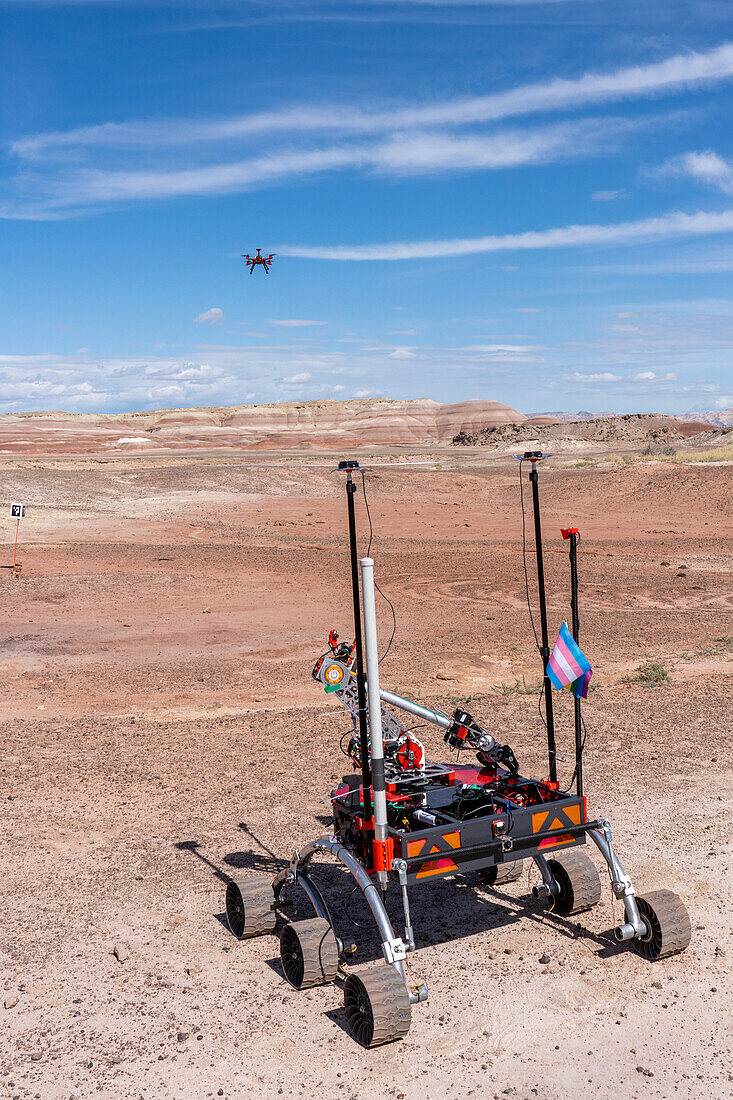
547 620 592 700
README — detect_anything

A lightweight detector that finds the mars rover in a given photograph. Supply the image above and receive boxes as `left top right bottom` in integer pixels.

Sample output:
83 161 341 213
224 456 691 1047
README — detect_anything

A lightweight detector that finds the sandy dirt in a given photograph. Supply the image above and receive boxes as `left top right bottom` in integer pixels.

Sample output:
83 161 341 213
1 450 731 1100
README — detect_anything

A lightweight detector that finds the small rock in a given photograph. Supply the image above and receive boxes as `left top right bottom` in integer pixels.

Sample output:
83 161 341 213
112 944 130 963
196 1033 203 1040
539 953 551 964
218 1092 224 1097
202 608 211 614
177 1032 189 1043
29 1053 42 1062
652 981 662 989
4 997 19 1009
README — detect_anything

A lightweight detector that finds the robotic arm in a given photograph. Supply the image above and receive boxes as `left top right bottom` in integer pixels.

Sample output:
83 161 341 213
444 709 519 774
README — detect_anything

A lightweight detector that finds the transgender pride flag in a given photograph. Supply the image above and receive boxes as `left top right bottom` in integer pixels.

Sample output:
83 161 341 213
547 620 592 700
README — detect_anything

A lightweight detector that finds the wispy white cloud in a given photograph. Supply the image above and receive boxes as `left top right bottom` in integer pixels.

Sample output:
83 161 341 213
14 42 733 161
387 347 416 359
280 207 733 260
573 370 676 384
194 306 225 325
592 188 627 201
282 371 312 383
3 115 659 215
662 150 733 196
268 318 327 327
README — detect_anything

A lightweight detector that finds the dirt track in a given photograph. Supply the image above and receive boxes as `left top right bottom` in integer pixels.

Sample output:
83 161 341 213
1 453 731 1099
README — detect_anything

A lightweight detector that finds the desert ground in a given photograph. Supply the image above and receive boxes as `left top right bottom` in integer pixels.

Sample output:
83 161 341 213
1 445 731 1099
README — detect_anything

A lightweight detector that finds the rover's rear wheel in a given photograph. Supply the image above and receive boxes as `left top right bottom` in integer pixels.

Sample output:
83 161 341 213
225 876 276 939
546 851 602 915
633 891 691 960
280 918 339 989
343 965 411 1048
478 859 525 887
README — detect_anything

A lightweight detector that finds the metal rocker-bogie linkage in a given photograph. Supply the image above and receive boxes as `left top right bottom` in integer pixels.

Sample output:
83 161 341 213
223 457 691 1048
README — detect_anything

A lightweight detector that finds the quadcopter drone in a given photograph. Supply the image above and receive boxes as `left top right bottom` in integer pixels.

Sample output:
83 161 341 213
242 248 275 275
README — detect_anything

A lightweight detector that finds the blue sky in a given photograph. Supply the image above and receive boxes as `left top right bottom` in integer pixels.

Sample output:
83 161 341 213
1 0 733 415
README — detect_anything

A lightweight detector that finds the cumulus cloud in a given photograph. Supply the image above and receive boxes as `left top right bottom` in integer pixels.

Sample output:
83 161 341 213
194 307 225 326
633 371 677 381
573 369 678 385
282 372 312 383
573 372 623 382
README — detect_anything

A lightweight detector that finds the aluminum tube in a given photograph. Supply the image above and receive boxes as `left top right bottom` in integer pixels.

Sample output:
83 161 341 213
281 836 410 987
360 557 389 890
378 688 450 730
589 823 646 937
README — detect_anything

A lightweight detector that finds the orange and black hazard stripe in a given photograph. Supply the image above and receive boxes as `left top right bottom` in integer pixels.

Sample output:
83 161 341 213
406 830 461 879
530 800 585 850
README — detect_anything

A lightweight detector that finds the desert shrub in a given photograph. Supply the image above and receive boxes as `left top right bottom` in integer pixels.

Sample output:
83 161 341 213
622 661 669 685
672 447 733 463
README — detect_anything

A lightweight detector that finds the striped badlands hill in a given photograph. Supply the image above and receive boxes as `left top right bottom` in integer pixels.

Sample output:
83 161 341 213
0 398 527 455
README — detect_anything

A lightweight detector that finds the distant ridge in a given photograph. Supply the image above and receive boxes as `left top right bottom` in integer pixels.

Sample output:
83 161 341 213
531 408 732 426
0 397 526 455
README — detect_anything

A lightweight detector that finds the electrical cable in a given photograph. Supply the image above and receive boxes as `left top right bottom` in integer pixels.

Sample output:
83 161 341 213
562 708 588 793
519 458 541 654
360 469 397 664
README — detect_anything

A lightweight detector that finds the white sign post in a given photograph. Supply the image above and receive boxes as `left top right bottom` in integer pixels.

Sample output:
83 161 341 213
10 502 25 573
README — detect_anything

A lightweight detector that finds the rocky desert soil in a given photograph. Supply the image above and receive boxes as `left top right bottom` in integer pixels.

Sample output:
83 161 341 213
1 446 731 1100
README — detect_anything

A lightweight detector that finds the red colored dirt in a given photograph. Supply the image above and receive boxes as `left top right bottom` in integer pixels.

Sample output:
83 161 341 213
1 450 731 1098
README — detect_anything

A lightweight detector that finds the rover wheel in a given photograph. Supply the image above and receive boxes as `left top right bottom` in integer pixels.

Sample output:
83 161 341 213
225 875 276 939
280 918 339 989
633 891 691 961
479 859 525 887
546 851 602 915
343 965 411 1048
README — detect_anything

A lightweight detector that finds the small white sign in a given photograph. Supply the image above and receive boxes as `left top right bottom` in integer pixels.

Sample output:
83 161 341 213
10 503 25 519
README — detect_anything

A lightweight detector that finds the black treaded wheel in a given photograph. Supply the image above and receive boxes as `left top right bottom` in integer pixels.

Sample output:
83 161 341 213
225 875 276 939
280 917 339 989
343 965 411 1048
633 891 691 960
546 850 602 915
479 859 525 887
